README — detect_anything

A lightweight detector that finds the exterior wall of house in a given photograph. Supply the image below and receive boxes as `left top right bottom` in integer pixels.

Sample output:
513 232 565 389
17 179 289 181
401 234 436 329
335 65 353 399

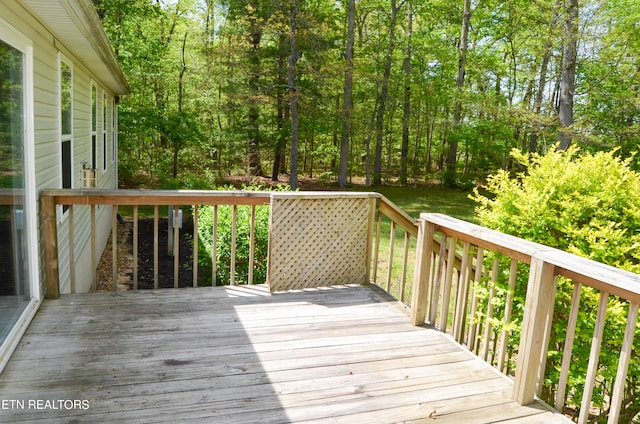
2 0 118 295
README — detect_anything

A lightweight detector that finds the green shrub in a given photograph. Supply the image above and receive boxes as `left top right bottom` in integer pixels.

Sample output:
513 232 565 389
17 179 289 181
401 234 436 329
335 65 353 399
194 182 290 285
472 146 640 422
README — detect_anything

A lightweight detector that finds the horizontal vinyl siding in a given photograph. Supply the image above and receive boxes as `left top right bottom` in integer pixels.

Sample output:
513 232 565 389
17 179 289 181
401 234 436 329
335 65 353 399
5 0 120 295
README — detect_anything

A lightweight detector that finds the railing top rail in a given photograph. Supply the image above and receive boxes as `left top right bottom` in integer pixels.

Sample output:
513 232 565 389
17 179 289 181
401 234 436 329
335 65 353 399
271 191 381 200
421 212 640 303
41 189 273 206
379 195 418 236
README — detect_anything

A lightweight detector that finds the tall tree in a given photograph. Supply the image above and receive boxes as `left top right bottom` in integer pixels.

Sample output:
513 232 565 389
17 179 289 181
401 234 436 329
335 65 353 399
557 0 579 150
373 0 403 186
444 0 472 187
399 1 412 185
338 0 356 188
288 0 300 189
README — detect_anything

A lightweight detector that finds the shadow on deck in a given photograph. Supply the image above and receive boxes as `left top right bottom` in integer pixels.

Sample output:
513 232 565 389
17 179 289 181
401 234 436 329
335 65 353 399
0 284 569 423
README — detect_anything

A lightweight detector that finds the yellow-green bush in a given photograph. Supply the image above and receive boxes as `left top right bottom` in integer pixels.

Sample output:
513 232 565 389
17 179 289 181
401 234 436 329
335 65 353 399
473 147 640 422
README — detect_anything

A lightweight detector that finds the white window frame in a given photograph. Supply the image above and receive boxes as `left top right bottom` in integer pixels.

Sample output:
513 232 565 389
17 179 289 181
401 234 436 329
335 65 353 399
0 16 41 371
90 81 97 171
102 91 107 172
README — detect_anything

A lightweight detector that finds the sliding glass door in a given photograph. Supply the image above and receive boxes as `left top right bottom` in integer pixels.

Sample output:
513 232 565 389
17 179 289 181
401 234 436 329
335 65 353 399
0 37 30 344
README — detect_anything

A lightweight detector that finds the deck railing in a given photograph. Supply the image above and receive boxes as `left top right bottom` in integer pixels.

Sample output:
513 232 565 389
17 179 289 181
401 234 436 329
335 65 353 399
410 213 640 423
40 189 640 423
41 189 272 297
42 189 414 297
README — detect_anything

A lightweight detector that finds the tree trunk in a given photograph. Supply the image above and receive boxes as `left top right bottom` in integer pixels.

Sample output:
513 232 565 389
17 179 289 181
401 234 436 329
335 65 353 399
272 40 287 181
400 1 412 186
557 0 578 150
374 0 402 186
444 0 471 187
288 0 300 190
338 0 356 188
173 31 188 179
247 25 264 176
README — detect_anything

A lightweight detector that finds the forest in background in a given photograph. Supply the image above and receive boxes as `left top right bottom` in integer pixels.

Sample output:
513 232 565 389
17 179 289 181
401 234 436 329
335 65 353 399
92 0 640 189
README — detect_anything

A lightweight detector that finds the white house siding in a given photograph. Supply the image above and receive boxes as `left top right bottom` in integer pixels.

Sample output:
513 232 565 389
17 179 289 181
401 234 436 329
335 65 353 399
2 0 120 295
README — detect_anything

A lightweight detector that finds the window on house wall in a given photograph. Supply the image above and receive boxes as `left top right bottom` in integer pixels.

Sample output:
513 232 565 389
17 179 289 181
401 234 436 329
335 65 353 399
111 98 116 164
91 83 96 170
102 92 107 171
60 58 72 193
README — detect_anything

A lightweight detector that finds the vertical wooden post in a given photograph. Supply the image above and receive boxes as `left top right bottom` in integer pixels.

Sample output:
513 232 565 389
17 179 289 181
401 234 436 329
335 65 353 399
193 205 199 287
173 205 179 289
386 221 396 292
608 302 639 424
248 205 255 285
212 205 218 287
400 231 410 303
42 194 60 299
230 205 237 286
410 219 434 326
578 292 609 424
513 257 557 405
133 206 138 290
112 206 118 292
153 205 159 289
372 210 382 284
91 205 96 292
364 198 376 284
68 205 75 294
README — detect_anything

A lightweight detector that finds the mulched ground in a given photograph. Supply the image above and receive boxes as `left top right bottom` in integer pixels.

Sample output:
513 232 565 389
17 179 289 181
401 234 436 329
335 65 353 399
96 216 203 291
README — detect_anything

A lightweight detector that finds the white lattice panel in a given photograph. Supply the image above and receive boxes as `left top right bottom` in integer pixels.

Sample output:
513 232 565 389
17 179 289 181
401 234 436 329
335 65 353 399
268 195 371 292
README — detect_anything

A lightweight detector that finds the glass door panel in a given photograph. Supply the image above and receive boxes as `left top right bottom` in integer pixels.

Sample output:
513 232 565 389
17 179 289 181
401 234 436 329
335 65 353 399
0 39 29 343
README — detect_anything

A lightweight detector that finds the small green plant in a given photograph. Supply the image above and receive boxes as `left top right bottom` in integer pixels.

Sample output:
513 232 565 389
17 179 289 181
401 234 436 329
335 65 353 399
472 146 640 422
193 182 290 285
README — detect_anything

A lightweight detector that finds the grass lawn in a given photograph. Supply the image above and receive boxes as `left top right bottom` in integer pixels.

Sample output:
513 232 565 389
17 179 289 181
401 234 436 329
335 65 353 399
352 185 479 223
349 184 480 304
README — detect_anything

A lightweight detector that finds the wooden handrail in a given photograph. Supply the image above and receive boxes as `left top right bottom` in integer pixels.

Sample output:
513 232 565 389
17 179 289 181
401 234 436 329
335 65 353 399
41 189 274 299
422 213 640 303
411 212 640 419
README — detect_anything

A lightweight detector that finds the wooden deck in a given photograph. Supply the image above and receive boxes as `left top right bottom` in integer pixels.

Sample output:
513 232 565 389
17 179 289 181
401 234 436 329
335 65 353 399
0 284 569 423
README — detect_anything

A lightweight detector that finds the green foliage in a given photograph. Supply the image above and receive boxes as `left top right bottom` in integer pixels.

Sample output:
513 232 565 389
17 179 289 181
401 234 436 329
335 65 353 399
194 182 290 285
473 147 640 421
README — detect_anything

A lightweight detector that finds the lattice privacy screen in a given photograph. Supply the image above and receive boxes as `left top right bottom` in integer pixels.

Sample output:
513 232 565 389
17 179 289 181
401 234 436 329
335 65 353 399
268 195 372 292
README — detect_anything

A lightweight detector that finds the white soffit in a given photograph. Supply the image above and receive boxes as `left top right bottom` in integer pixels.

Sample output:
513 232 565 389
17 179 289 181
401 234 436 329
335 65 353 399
21 0 129 95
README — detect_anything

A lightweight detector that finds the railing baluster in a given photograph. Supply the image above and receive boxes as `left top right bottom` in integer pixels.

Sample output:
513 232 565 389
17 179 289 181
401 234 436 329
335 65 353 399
482 259 499 362
173 205 179 289
578 292 609 424
372 210 382 284
193 205 198 287
212 205 217 287
386 221 396 292
556 282 582 411
230 204 237 285
400 231 410 303
497 258 518 373
153 205 159 289
608 302 639 424
133 206 138 290
68 205 75 294
248 205 255 285
91 205 96 292
467 247 484 351
111 205 118 292
439 236 457 332
453 242 471 343
429 233 447 326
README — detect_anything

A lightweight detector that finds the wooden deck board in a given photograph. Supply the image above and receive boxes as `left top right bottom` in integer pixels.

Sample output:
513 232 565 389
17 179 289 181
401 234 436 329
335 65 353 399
0 284 569 423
